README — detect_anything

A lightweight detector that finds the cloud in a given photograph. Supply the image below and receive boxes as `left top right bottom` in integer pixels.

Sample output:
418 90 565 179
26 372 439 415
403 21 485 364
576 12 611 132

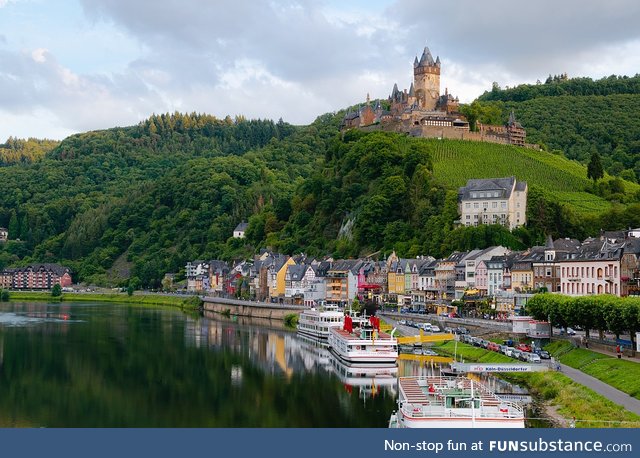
4 0 640 140
387 0 640 80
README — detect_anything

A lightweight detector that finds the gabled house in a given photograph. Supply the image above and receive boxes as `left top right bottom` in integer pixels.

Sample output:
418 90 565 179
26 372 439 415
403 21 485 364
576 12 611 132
233 222 248 238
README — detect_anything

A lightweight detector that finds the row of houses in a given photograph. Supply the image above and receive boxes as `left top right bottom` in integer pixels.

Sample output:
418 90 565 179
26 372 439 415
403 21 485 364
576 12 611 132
184 230 640 310
0 263 73 290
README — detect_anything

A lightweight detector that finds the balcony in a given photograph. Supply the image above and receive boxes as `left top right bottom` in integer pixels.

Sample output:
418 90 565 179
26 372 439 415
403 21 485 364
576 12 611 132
566 276 581 282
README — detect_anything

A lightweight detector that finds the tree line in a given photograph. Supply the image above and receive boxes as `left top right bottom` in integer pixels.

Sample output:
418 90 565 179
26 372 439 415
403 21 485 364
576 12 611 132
526 293 640 348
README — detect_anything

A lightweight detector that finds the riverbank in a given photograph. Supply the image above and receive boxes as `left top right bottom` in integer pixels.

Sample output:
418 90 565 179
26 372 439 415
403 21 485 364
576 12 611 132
5 291 202 311
547 340 640 400
436 341 640 428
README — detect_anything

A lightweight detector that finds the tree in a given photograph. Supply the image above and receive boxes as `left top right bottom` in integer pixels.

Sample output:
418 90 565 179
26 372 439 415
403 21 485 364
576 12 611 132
51 284 62 297
0 289 9 301
587 151 604 182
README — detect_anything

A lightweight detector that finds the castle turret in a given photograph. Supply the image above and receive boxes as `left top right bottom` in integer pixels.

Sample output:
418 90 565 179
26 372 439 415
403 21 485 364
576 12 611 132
413 46 440 111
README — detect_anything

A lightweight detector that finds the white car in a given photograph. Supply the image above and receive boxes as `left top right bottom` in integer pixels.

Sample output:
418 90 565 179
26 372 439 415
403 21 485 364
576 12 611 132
430 325 441 332
421 323 432 332
527 353 541 363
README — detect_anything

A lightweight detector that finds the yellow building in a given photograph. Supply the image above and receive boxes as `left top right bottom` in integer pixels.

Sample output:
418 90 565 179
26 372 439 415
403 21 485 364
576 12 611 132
275 258 296 297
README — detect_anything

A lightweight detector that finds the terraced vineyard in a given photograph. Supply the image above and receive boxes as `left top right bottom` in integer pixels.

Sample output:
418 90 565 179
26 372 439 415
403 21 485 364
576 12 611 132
427 139 640 217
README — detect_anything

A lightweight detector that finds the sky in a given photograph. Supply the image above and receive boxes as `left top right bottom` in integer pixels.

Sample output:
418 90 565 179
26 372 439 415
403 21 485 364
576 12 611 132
1 0 640 140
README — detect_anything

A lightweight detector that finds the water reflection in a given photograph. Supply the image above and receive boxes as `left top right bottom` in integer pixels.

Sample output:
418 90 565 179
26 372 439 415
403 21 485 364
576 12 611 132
0 303 550 428
0 302 395 427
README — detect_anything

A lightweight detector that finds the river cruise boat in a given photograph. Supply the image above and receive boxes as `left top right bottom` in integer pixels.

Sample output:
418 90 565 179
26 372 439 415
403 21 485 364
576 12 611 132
297 305 345 340
328 315 398 366
388 376 525 428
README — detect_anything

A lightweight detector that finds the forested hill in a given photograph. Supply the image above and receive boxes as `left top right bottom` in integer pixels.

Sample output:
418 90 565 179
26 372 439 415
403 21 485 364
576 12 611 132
0 113 322 285
0 109 639 289
476 75 640 181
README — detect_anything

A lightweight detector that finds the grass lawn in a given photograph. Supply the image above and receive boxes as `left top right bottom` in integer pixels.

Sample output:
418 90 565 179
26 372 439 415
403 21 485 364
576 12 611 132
5 291 200 310
546 340 640 399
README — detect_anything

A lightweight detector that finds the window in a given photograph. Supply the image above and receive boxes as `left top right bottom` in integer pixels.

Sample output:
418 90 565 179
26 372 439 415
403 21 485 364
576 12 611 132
474 203 479 209
492 202 497 208
465 203 470 209
501 202 507 209
466 215 470 219
472 193 477 198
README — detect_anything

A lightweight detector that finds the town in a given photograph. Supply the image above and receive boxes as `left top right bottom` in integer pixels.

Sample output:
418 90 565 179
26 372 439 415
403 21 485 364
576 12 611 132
180 176 640 317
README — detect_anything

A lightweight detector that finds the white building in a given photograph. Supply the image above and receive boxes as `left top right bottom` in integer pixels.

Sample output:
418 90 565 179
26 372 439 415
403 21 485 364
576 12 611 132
458 176 527 230
233 222 248 238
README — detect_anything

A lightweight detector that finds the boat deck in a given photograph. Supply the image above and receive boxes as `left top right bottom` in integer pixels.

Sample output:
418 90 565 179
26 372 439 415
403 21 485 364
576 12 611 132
332 328 395 340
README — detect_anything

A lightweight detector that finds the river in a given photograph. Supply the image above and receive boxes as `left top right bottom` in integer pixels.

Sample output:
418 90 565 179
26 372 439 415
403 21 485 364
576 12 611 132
0 301 548 427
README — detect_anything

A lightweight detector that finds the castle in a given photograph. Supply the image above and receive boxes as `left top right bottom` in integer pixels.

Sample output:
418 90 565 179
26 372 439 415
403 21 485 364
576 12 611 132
342 47 528 147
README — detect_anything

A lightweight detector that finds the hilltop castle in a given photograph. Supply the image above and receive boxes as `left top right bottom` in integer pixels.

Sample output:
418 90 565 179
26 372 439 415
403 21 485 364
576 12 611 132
342 46 528 147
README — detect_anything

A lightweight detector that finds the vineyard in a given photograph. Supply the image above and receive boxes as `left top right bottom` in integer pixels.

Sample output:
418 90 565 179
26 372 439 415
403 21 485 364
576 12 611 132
428 139 639 217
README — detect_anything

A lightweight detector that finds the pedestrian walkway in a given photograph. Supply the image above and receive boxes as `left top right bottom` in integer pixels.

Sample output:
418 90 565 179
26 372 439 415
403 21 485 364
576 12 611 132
558 362 640 416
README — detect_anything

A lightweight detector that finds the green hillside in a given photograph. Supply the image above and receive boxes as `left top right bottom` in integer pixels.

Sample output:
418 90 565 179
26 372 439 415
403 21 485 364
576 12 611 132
477 75 640 181
1 110 639 288
429 139 640 217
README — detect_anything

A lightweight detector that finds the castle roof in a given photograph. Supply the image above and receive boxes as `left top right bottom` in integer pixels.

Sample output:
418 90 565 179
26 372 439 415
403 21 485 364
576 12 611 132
408 82 415 97
418 47 435 67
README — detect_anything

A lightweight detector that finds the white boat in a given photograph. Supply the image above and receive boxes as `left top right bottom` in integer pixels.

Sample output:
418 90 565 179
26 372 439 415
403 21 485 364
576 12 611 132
388 376 525 428
328 315 398 366
297 305 344 340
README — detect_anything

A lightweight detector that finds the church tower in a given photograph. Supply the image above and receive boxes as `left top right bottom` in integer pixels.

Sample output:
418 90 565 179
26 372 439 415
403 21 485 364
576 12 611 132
413 47 441 111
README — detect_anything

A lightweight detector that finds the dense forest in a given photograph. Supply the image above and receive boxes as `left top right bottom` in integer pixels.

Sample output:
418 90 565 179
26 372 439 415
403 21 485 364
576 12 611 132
2 75 640 289
0 137 60 165
476 75 640 181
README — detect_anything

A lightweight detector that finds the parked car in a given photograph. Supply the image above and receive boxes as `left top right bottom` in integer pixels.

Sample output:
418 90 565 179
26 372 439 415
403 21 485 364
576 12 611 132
487 342 500 352
430 325 441 332
422 349 438 356
444 327 453 334
480 339 490 349
518 351 530 362
527 353 541 363
516 343 531 353
421 323 432 332
511 349 523 360
456 327 469 335
566 327 576 336
538 350 551 360
503 346 515 357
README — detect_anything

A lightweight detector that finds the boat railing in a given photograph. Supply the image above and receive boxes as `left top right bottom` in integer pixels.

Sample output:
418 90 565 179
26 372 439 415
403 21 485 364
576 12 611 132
402 400 523 419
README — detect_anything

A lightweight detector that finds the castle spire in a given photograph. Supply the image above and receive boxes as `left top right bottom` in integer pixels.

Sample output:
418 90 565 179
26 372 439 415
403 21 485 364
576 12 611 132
435 56 441 67
408 82 415 97
508 109 516 125
414 56 419 67
366 92 370 104
419 46 435 66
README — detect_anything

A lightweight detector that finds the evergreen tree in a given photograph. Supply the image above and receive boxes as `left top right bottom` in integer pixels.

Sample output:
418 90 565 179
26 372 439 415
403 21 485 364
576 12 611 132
7 210 18 239
587 151 604 182
51 284 62 297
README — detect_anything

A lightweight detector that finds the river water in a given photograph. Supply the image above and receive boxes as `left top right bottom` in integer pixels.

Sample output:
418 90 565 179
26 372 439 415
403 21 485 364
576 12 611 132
0 301 547 427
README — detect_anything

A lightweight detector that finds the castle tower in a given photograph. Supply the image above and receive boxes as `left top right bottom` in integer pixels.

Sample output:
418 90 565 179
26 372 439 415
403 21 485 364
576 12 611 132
413 46 441 111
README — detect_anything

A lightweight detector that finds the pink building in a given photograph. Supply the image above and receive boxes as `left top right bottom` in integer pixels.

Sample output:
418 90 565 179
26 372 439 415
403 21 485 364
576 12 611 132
558 241 623 296
475 260 488 294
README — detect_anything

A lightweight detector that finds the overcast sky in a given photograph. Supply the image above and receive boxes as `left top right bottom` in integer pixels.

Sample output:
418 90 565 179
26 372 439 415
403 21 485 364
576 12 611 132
1 0 640 140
